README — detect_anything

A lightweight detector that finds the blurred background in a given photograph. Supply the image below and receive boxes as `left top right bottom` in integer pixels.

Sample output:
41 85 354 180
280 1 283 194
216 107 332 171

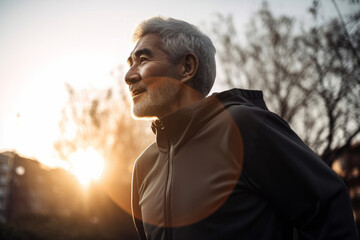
0 0 359 239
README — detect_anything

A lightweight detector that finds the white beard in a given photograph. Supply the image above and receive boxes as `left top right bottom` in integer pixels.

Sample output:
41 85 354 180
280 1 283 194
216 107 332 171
132 79 181 118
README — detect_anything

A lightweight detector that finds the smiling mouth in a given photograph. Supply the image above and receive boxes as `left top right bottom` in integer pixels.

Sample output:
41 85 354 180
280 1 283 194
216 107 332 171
131 88 146 97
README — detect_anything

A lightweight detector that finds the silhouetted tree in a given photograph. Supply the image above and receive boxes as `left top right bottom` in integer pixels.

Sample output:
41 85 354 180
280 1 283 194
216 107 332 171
210 2 360 165
303 0 360 164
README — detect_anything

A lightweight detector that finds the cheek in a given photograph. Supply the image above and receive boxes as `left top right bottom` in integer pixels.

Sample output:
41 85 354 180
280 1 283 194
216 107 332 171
142 77 157 89
145 77 180 89
139 63 163 77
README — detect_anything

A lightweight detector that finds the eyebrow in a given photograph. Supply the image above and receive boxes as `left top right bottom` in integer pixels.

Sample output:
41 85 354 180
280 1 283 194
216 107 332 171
127 48 153 66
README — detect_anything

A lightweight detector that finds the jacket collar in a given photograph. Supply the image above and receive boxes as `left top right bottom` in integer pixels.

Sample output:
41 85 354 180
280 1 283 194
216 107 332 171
151 88 266 152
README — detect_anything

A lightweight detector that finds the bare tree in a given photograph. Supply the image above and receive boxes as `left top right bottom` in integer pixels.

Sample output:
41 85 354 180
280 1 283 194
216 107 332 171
211 4 315 142
210 2 360 164
303 0 360 163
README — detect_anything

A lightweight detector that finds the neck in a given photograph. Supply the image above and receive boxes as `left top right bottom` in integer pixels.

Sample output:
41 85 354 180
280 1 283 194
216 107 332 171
158 84 204 119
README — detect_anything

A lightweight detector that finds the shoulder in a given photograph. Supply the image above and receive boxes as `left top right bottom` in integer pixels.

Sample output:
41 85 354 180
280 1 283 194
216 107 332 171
225 104 269 131
224 104 298 148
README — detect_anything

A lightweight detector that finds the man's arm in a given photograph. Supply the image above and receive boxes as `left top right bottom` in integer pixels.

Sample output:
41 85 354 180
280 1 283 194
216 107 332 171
244 112 357 239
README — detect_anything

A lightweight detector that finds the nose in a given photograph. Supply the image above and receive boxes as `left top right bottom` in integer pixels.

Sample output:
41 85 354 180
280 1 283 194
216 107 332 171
125 67 141 85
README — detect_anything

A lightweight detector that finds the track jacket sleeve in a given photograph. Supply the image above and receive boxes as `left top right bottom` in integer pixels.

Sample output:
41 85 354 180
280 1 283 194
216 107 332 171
131 162 147 240
244 111 357 239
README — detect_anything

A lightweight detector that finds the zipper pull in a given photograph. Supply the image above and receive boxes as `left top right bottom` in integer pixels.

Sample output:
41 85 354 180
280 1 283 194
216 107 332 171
154 119 165 130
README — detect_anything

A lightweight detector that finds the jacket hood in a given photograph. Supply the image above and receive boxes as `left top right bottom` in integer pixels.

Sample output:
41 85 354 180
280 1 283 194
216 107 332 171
151 88 267 152
214 88 268 110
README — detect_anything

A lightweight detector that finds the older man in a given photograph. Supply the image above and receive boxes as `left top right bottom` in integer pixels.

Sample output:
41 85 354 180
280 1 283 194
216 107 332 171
125 16 357 240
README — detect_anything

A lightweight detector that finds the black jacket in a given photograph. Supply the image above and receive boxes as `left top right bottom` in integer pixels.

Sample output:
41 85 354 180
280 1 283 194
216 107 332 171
131 89 357 240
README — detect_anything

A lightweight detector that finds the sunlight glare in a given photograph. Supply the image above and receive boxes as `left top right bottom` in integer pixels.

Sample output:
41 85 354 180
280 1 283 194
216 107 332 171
69 147 104 185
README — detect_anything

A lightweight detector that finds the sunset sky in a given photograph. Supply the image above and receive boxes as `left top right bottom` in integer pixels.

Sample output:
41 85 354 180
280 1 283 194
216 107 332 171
0 0 356 171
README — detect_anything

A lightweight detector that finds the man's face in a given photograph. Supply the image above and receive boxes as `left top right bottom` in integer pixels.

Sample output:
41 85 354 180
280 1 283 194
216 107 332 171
125 33 183 118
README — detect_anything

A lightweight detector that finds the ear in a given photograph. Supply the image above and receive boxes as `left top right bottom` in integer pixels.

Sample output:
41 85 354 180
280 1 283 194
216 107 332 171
180 53 199 84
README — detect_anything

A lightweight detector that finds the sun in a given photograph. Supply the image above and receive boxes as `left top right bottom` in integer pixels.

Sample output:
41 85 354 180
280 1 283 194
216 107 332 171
68 147 105 185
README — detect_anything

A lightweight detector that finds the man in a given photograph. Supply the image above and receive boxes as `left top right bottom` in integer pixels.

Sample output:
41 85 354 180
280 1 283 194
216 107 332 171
125 16 357 240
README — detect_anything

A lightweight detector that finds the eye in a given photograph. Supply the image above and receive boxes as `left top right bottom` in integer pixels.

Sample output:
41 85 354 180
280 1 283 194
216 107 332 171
139 56 148 64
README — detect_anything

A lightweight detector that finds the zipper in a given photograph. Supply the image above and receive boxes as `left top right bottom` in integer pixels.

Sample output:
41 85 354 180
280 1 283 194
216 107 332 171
164 129 173 239
157 119 173 239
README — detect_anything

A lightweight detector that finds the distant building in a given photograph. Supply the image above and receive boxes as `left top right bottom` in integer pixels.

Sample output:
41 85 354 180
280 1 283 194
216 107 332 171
0 151 85 221
0 151 137 239
332 143 360 223
0 152 14 222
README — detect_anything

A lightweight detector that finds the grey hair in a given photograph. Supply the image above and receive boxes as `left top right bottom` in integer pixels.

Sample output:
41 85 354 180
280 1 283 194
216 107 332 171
132 16 216 97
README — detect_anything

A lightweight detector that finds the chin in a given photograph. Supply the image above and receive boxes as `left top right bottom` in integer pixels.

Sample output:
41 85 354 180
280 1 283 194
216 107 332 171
132 104 157 119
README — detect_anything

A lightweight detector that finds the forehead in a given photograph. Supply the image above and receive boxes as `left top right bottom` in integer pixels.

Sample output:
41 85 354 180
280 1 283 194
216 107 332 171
131 33 164 56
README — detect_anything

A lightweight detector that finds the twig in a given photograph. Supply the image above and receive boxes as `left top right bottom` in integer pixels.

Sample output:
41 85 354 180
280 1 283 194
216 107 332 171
331 0 360 69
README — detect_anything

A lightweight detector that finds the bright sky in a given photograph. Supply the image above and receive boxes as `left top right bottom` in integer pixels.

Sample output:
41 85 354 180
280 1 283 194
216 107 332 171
0 0 356 169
